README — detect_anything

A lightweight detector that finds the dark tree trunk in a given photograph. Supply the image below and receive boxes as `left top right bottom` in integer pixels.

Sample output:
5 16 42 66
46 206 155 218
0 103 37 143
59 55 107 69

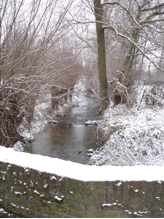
94 0 109 111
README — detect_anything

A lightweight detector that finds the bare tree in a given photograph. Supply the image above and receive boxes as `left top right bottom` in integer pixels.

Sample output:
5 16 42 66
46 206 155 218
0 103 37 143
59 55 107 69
0 0 75 147
96 0 164 105
93 0 109 111
48 39 84 110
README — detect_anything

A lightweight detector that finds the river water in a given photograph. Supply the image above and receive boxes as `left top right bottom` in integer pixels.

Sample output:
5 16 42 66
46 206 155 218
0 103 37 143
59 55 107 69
24 95 100 164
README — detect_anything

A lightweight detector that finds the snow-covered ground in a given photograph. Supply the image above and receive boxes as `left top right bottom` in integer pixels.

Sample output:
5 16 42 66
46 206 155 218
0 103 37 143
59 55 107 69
88 84 164 166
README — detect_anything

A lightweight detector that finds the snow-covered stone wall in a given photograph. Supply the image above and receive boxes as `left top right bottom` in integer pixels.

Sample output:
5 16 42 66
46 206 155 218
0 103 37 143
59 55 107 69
1 146 164 181
0 161 164 218
1 147 164 217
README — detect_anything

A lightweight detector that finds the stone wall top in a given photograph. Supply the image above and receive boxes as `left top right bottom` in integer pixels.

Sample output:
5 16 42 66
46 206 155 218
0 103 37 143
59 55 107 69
0 146 164 182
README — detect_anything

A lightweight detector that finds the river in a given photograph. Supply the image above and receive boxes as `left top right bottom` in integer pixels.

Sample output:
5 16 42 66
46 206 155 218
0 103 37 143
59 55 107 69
24 94 101 164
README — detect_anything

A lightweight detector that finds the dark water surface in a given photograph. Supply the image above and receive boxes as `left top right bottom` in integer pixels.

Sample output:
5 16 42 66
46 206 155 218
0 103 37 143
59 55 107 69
24 95 100 164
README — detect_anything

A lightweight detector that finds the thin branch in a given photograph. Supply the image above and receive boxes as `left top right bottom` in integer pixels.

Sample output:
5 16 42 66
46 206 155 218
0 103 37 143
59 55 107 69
101 1 142 28
141 3 164 12
103 22 164 72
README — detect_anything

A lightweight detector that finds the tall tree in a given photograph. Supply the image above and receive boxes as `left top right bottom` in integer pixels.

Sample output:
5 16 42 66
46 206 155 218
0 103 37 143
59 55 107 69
94 0 109 112
100 0 164 104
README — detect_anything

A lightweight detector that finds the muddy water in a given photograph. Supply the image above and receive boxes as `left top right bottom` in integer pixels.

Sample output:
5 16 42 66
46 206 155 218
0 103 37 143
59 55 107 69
25 95 101 164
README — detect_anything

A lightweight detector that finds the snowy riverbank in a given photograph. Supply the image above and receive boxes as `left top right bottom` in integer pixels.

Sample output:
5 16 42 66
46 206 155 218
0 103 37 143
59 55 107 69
88 84 164 166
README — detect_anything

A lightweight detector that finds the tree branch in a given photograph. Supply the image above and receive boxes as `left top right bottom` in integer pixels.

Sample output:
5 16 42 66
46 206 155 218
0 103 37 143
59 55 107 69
102 22 164 72
101 1 142 28
141 3 164 12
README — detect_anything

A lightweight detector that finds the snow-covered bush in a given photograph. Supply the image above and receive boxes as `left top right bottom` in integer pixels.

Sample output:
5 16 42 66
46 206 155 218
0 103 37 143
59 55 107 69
88 125 164 166
88 85 164 166
139 84 164 108
13 141 25 152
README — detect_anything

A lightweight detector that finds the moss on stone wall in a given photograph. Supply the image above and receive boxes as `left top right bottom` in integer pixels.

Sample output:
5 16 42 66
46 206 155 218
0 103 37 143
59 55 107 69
0 162 164 217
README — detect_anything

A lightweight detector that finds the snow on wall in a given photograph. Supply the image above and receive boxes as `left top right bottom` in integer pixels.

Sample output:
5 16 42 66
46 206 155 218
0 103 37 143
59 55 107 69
0 146 164 182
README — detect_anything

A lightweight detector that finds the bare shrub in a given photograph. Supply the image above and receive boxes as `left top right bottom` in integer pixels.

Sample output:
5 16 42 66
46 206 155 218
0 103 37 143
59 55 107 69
0 0 74 147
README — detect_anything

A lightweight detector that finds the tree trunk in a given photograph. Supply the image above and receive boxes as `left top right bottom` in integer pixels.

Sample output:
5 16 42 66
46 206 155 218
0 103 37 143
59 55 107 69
94 0 109 111
122 28 139 77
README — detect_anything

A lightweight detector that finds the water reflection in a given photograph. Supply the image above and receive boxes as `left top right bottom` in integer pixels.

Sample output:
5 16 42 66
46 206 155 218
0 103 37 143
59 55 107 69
25 95 100 164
